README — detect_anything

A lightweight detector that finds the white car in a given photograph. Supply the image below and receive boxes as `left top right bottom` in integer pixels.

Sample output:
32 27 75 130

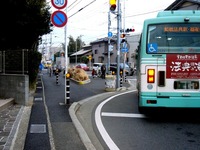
92 63 103 71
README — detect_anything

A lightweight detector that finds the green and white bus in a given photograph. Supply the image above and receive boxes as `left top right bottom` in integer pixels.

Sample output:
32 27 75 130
137 10 200 113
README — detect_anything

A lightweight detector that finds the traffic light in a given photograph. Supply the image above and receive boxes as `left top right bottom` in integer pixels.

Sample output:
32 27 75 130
125 28 135 33
109 0 117 12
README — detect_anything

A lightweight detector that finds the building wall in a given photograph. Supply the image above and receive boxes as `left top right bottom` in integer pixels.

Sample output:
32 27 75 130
91 35 141 67
0 74 29 105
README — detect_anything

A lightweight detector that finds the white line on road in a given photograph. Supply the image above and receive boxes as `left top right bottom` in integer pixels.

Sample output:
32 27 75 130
95 90 136 150
102 112 146 118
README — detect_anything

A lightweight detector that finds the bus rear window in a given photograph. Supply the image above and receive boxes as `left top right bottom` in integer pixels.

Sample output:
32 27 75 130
147 23 200 54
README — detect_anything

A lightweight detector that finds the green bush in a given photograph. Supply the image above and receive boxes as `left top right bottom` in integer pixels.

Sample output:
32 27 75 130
28 51 42 85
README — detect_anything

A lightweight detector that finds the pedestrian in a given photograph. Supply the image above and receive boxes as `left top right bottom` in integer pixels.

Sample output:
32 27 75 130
101 64 106 79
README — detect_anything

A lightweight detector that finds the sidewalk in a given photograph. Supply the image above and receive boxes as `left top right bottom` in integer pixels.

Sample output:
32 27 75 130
0 99 24 150
0 77 136 150
0 96 33 150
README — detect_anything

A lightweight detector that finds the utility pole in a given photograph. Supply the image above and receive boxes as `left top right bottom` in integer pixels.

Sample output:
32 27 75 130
116 0 121 88
64 8 68 105
108 11 111 74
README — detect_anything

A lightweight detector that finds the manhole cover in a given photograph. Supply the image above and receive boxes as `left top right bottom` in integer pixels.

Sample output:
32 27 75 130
30 124 46 133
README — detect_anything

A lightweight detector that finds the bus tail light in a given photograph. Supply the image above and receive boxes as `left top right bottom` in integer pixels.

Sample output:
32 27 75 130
147 69 155 83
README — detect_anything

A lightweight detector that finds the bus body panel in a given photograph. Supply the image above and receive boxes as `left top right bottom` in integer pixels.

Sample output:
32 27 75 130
137 11 200 111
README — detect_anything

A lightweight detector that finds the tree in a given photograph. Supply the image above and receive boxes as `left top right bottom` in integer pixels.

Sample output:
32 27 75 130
0 0 52 86
67 35 85 57
0 0 52 50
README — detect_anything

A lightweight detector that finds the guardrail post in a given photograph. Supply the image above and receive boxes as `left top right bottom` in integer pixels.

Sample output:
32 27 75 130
65 73 71 105
120 75 123 87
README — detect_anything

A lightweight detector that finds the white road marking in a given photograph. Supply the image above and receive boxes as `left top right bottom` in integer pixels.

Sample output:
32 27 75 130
95 90 136 150
102 112 146 118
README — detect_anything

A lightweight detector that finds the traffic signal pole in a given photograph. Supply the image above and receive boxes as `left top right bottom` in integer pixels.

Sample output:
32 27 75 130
107 11 111 74
116 0 121 88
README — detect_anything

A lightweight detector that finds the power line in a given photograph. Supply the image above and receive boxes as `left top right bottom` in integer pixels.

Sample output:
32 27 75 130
67 0 83 12
126 8 165 18
68 0 96 18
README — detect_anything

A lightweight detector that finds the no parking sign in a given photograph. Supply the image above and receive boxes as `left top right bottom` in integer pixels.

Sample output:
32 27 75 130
51 0 68 27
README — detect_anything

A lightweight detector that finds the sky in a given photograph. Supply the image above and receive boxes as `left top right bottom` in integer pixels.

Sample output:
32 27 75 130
41 0 176 48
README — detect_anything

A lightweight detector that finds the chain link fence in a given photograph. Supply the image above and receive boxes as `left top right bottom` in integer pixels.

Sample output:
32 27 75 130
0 49 29 74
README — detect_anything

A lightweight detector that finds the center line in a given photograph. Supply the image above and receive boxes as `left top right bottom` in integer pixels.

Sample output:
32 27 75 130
102 112 147 118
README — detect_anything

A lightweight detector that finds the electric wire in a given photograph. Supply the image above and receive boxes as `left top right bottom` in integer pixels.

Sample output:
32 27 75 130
68 0 97 18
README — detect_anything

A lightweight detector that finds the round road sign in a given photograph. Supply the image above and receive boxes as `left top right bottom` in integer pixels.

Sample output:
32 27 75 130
51 10 68 27
51 0 68 9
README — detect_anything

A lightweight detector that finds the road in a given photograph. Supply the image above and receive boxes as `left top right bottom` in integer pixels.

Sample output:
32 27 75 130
94 89 200 150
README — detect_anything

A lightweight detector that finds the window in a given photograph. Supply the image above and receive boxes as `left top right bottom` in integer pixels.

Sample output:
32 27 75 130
147 23 200 54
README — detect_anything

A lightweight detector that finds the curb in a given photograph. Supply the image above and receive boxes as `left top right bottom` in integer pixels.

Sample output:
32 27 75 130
10 106 32 150
69 102 96 150
69 85 133 150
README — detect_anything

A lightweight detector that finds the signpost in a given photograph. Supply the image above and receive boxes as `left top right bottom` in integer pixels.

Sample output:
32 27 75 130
51 0 69 105
51 0 68 28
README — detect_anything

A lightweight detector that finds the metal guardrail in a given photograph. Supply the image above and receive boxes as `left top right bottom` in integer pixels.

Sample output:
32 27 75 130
0 49 28 74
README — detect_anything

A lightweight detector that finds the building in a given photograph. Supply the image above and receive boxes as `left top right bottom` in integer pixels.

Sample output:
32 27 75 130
69 45 92 66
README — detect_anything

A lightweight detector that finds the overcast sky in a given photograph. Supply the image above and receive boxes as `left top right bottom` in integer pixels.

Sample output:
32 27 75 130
42 0 176 47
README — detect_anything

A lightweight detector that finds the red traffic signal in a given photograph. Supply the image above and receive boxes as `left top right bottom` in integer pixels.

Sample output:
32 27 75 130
110 0 116 11
125 28 135 32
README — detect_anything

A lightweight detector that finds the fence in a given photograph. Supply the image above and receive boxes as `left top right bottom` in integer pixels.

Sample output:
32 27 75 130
0 49 29 74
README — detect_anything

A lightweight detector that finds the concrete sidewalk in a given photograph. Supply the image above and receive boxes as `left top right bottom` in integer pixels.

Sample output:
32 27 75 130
0 98 32 150
0 78 136 150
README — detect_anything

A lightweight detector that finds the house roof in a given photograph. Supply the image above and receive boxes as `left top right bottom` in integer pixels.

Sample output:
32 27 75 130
90 37 117 44
70 49 92 56
165 0 200 10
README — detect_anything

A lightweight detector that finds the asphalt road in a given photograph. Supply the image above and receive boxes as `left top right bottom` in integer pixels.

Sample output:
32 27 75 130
94 90 200 150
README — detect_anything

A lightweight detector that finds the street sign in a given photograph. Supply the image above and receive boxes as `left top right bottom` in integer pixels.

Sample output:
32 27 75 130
109 45 114 51
88 55 92 60
51 10 68 27
51 0 68 9
108 32 113 38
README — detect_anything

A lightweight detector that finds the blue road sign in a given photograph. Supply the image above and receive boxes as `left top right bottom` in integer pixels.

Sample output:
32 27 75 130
51 10 68 27
108 32 113 38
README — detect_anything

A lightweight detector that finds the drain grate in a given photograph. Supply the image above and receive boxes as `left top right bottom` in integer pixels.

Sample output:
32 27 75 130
30 124 46 133
34 97 43 101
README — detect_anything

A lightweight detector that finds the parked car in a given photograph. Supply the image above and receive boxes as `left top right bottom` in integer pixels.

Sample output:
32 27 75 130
110 63 133 76
92 63 103 71
76 63 89 71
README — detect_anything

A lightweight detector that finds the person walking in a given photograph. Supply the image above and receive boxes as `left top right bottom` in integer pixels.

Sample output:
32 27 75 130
101 64 106 79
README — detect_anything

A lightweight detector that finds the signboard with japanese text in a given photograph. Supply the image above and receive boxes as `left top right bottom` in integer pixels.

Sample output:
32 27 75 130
166 54 200 79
